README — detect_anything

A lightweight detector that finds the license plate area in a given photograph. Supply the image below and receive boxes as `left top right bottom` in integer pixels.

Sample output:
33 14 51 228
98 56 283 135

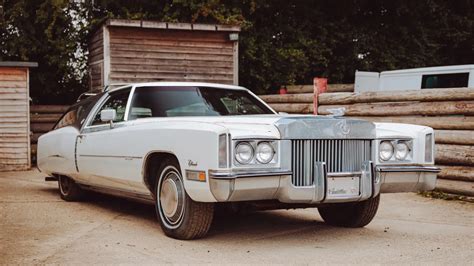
326 176 360 200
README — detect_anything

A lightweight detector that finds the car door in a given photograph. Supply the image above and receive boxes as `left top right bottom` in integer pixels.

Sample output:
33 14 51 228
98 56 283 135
76 87 139 191
37 95 99 180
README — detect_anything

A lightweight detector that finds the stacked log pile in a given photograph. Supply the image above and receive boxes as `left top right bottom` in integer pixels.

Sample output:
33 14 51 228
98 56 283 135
30 105 68 162
261 84 353 113
261 86 474 196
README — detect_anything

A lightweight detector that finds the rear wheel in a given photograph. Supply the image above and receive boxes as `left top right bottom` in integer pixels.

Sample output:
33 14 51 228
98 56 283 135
58 175 84 201
318 195 380 228
154 159 214 240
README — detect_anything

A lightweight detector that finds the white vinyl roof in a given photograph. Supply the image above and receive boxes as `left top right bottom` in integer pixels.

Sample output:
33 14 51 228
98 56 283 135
108 82 247 92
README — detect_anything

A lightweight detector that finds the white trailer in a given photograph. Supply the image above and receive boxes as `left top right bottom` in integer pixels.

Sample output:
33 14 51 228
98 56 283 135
355 65 474 92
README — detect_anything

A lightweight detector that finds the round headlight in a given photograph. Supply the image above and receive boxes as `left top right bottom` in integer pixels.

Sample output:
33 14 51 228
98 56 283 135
235 142 254 164
395 142 409 160
379 141 394 161
256 142 275 164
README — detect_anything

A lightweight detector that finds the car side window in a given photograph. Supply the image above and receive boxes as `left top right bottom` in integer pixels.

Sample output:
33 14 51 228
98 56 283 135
90 88 131 126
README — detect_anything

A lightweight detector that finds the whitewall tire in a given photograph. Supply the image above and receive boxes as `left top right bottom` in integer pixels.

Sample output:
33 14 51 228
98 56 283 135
154 159 214 239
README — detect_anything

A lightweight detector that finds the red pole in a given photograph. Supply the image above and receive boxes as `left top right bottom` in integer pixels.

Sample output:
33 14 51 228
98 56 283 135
313 77 327 115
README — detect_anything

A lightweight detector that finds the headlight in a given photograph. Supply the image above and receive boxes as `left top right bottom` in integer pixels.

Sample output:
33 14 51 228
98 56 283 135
379 141 394 161
394 141 410 160
235 142 254 164
256 142 275 164
233 140 279 166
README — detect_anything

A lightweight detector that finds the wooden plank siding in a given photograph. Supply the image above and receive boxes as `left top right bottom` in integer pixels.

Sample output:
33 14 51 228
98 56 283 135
29 105 68 164
0 67 30 171
88 20 240 91
107 27 236 85
88 27 104 91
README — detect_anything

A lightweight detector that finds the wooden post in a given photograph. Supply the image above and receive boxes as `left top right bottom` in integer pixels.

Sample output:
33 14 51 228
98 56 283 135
313 77 327 115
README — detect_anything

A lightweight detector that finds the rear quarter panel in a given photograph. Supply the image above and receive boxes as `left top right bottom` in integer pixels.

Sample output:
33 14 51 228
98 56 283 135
37 127 79 177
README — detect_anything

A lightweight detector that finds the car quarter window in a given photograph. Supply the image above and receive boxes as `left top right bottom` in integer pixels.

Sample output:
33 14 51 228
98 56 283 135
54 94 102 130
90 88 131 126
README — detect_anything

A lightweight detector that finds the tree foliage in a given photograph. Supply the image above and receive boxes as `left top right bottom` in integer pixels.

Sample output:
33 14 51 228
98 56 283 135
0 0 88 104
0 0 473 103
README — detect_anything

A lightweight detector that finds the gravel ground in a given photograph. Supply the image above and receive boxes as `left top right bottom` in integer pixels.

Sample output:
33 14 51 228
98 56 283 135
0 170 473 264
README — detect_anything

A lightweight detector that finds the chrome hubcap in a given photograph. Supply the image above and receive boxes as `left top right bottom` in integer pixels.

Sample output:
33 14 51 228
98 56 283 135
161 179 179 217
159 170 185 226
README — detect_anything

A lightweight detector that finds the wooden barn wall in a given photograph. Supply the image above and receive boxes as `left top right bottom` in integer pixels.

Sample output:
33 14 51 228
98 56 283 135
0 67 30 171
88 27 104 91
108 27 235 85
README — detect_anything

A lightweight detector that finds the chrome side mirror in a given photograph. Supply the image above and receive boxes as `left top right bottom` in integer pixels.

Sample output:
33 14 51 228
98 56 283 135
100 109 116 128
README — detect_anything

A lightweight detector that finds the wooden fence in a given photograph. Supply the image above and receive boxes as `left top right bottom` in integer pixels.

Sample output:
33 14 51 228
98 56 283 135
261 85 474 197
27 93 474 197
30 105 68 162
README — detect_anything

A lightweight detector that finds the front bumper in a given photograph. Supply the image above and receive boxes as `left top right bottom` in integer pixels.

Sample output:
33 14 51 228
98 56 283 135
208 165 440 203
376 165 439 193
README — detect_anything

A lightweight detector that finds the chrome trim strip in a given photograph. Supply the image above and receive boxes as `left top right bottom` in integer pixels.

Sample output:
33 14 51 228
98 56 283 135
79 154 142 159
123 85 136 121
82 121 128 133
327 172 362 177
209 169 292 179
313 162 326 202
80 93 109 132
78 182 154 204
375 136 413 140
376 165 440 173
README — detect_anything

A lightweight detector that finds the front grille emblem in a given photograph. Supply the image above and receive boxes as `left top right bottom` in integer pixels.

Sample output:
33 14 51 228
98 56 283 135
336 120 351 135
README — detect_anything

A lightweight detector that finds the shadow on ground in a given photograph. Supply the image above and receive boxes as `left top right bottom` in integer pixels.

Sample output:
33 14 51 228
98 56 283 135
38 185 336 240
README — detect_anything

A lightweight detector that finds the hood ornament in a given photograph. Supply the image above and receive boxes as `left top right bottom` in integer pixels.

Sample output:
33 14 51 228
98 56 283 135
326 107 346 117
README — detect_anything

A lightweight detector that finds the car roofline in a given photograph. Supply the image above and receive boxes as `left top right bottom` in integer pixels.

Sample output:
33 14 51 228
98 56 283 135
107 82 248 93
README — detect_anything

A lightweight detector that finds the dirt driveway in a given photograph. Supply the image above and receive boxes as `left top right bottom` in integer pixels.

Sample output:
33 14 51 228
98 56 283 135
0 170 472 264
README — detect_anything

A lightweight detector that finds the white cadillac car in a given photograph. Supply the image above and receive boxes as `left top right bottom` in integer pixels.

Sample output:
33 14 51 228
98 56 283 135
38 82 439 239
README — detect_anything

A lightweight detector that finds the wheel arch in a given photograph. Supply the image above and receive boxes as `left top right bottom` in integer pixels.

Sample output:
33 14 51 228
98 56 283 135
142 150 180 195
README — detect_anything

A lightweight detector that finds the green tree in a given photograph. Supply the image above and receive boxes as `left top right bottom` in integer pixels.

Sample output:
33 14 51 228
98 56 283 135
0 0 89 104
1 0 473 103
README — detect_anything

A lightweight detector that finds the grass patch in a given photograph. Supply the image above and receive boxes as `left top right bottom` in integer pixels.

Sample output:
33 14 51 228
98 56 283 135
419 191 474 203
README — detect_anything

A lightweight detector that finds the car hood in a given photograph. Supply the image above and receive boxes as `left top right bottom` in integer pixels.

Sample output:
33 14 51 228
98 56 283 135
130 114 377 140
374 122 432 139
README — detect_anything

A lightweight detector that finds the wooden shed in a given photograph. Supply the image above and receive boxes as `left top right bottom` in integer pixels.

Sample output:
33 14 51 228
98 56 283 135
0 61 37 171
88 19 241 91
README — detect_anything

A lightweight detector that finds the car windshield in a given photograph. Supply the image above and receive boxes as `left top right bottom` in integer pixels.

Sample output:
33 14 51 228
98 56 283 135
128 86 274 119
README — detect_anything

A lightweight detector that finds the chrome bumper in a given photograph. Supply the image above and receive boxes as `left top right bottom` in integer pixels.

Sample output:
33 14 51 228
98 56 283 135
376 165 439 193
208 165 440 203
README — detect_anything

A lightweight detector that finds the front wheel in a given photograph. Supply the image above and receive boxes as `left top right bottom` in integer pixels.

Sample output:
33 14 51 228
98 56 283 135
154 159 214 240
318 195 380 228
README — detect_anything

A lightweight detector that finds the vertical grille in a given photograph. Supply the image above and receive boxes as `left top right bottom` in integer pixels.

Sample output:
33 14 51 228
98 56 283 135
291 139 372 186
